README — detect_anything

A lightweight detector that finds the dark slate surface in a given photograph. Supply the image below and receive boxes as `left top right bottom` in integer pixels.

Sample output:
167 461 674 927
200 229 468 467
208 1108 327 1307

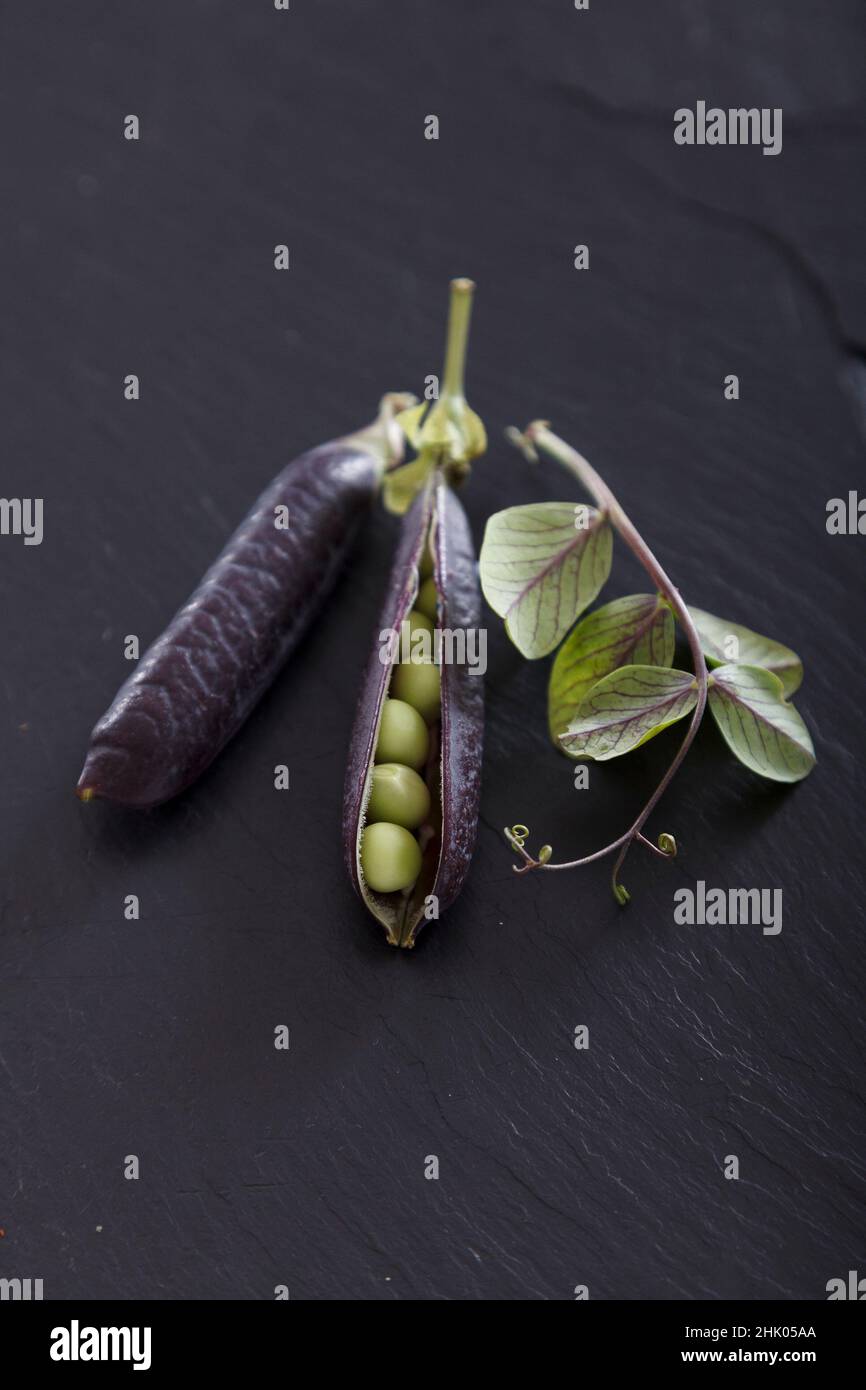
1 1 864 1301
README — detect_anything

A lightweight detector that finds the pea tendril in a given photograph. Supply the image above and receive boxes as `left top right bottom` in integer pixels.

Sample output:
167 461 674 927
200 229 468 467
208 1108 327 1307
503 422 709 903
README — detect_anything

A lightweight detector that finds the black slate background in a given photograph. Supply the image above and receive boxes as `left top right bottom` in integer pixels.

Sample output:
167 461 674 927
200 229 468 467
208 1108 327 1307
1 1 864 1301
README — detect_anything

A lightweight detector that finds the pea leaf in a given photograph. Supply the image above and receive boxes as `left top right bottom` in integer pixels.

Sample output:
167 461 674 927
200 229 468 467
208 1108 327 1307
559 666 698 761
548 594 674 745
689 606 803 697
479 503 613 659
707 663 815 782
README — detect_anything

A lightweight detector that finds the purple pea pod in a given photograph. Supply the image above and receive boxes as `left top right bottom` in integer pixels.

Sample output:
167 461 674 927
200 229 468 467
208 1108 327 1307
77 394 414 809
343 474 484 948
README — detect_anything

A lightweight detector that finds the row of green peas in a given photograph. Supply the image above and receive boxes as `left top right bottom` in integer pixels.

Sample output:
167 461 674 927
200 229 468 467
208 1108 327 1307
359 541 441 894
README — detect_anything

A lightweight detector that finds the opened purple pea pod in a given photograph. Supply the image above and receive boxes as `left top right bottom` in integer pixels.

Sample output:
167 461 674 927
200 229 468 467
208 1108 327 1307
343 279 486 947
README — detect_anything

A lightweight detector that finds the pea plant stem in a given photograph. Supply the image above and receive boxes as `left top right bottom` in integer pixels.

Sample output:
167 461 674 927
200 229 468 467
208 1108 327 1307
509 422 709 899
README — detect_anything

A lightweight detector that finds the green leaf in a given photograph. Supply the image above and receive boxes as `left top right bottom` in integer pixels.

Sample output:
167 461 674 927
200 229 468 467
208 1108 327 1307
559 666 698 761
479 503 613 659
707 663 815 782
548 594 674 745
689 606 803 697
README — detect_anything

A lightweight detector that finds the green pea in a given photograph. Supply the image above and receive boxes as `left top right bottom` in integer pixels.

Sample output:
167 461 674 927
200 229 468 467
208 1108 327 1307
418 544 434 580
392 658 441 725
416 576 439 622
405 608 434 636
361 821 422 894
367 763 431 830
375 698 429 770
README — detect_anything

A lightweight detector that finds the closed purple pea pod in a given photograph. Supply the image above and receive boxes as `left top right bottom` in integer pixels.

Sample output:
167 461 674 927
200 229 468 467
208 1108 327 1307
77 394 413 808
343 474 484 947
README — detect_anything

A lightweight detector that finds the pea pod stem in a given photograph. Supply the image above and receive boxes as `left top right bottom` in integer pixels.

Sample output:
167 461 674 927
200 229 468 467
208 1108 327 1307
441 278 475 399
506 421 708 900
407 278 486 490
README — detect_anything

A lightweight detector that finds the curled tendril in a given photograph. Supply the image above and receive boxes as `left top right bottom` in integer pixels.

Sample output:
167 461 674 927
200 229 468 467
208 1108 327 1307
505 824 529 849
503 825 541 875
505 824 679 896
635 830 678 861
